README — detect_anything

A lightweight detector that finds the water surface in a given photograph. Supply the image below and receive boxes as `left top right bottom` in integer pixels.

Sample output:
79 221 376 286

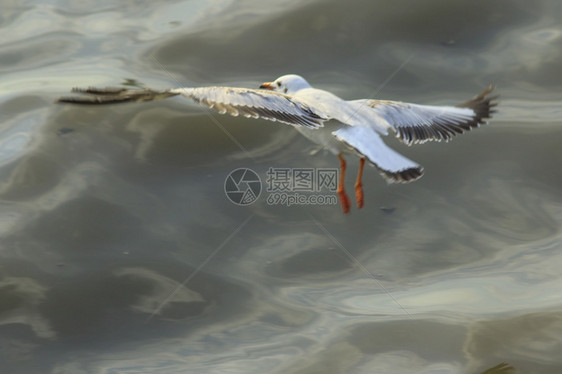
1 1 562 373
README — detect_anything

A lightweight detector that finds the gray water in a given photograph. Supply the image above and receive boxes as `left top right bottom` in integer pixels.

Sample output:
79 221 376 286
1 1 562 373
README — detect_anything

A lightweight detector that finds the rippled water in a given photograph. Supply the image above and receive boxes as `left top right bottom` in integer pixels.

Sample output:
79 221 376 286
1 1 562 373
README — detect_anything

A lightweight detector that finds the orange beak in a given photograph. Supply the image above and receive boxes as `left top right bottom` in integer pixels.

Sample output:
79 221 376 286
259 82 274 90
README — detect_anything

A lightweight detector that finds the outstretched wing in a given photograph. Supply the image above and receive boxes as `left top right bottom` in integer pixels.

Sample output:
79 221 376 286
57 86 327 129
171 87 327 128
350 86 497 145
333 126 423 183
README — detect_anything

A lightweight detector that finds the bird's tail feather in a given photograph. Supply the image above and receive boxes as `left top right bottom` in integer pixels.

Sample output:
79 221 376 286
333 126 423 183
57 87 180 105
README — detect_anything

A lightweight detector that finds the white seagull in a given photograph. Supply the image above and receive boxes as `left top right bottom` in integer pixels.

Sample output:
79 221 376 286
58 74 497 213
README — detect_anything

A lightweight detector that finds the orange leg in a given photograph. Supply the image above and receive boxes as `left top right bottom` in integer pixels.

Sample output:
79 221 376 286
355 157 365 209
337 154 351 214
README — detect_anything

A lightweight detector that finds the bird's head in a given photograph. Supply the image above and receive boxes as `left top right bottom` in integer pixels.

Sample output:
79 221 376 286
259 74 311 95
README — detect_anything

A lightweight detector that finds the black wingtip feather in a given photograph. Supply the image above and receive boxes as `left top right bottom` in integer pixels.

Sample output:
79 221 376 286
457 85 498 124
56 87 179 105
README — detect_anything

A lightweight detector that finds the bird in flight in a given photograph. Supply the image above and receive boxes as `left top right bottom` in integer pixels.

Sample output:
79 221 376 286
58 74 497 214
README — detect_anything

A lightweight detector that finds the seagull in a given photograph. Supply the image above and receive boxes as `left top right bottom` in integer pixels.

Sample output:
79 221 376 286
57 74 497 213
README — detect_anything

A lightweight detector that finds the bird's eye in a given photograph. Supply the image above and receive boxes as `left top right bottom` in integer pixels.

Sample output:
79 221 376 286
277 81 282 87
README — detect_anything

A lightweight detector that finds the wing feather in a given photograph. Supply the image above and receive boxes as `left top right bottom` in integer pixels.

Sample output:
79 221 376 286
57 86 327 129
57 87 180 105
173 87 326 128
350 86 498 145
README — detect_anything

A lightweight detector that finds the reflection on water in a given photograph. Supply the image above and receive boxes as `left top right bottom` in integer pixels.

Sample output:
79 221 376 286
1 0 562 373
